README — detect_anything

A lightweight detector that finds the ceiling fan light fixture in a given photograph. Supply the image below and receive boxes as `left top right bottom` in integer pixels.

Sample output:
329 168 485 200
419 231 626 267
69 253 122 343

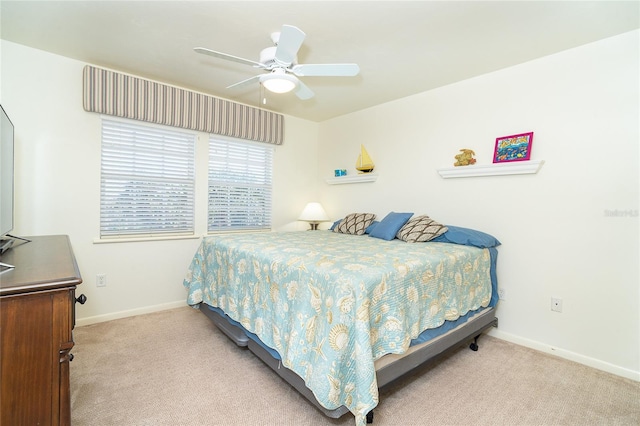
261 70 298 94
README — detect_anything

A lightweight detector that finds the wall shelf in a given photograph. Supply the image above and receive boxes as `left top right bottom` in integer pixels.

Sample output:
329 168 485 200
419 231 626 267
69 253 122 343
437 160 544 179
325 173 378 185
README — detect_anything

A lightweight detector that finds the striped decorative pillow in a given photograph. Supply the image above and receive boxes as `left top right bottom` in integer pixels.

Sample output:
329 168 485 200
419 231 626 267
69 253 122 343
396 215 448 242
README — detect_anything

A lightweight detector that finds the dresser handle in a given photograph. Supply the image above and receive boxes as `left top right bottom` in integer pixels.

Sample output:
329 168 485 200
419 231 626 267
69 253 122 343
76 294 87 304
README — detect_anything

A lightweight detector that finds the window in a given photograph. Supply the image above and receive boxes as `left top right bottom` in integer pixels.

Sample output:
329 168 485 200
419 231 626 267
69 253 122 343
100 119 196 238
208 137 273 232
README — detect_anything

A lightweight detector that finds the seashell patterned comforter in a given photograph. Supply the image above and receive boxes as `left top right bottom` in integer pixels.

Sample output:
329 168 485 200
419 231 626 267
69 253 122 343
183 231 492 426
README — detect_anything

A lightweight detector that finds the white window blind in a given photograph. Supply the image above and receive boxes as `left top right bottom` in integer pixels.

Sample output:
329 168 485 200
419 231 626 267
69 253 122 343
100 119 196 237
208 137 273 232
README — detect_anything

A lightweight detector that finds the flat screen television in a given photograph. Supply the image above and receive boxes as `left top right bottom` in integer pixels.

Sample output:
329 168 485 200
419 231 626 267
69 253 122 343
0 104 15 254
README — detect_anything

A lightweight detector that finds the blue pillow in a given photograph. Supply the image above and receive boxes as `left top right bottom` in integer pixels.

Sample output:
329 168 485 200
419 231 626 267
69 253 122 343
329 219 341 231
431 225 501 248
365 221 380 234
369 212 413 240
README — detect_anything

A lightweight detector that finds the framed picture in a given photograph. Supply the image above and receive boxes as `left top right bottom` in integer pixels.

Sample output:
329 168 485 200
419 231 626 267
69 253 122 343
493 132 534 163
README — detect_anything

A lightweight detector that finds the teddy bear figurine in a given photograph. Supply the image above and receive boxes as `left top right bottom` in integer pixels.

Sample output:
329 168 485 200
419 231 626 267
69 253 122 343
453 149 477 167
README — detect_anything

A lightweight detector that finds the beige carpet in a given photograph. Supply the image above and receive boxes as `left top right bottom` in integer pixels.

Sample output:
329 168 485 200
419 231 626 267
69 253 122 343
70 307 639 426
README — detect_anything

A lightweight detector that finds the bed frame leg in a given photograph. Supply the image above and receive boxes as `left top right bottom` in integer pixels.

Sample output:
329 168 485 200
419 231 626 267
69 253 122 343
366 410 374 423
469 335 480 351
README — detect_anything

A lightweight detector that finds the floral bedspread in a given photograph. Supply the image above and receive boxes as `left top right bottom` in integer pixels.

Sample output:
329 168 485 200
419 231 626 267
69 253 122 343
183 231 492 425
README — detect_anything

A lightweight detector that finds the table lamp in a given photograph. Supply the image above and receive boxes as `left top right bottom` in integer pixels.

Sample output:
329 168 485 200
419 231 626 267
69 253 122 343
298 202 329 230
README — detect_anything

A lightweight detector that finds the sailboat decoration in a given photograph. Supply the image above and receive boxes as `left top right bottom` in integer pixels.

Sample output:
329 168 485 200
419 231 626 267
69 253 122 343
355 145 375 173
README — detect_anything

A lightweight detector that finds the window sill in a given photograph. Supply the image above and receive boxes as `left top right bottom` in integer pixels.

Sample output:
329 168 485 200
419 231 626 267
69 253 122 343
93 234 200 244
206 229 272 235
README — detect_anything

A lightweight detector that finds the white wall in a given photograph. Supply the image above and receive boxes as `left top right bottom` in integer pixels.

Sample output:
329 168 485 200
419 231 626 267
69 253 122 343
318 31 639 380
0 40 320 323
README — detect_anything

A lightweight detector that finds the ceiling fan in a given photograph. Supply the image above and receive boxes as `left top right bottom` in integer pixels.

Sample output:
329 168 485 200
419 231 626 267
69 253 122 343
194 25 360 100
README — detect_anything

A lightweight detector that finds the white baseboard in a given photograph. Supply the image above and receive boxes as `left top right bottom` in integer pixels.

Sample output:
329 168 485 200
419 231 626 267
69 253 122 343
76 300 186 327
488 328 640 382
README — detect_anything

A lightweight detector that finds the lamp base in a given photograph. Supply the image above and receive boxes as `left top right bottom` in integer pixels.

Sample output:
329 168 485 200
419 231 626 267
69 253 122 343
308 223 319 231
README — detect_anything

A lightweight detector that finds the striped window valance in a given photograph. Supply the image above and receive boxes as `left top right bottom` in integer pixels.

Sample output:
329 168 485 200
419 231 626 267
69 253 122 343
82 65 284 145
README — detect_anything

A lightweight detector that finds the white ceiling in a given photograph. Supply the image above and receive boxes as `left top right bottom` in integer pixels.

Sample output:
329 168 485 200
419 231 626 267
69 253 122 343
1 1 638 122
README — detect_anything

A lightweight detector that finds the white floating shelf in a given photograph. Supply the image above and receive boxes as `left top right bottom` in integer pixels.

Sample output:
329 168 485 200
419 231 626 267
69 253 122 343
325 173 378 185
437 160 545 179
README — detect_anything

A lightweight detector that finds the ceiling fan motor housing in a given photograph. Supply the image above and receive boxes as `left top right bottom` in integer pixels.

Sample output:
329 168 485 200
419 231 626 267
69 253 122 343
260 46 296 69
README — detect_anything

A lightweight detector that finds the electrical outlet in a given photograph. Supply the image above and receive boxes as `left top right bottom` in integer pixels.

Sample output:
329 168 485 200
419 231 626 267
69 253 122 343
96 274 107 287
498 288 506 300
551 297 563 313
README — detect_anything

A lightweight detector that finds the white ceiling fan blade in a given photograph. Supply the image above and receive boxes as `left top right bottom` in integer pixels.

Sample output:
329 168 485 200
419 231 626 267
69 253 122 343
194 47 264 68
274 25 305 66
290 63 360 77
227 75 262 89
294 80 315 100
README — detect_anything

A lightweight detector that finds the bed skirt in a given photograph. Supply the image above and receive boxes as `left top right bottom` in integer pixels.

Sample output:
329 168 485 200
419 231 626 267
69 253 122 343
198 301 498 419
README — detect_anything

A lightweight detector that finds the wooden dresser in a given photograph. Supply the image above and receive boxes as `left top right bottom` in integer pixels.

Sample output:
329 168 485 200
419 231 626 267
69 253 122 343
0 235 84 426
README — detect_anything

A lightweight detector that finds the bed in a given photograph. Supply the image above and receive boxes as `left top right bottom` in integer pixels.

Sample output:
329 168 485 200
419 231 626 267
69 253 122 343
183 214 500 426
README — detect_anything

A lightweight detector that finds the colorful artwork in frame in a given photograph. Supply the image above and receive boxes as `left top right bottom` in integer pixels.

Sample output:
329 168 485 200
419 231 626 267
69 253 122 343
493 132 534 163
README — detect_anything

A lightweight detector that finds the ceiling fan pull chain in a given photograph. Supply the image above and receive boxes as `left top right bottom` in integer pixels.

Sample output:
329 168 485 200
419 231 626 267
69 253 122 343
260 82 267 105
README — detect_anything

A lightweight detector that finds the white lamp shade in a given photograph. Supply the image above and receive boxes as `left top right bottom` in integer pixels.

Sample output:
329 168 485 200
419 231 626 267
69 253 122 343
298 202 329 222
